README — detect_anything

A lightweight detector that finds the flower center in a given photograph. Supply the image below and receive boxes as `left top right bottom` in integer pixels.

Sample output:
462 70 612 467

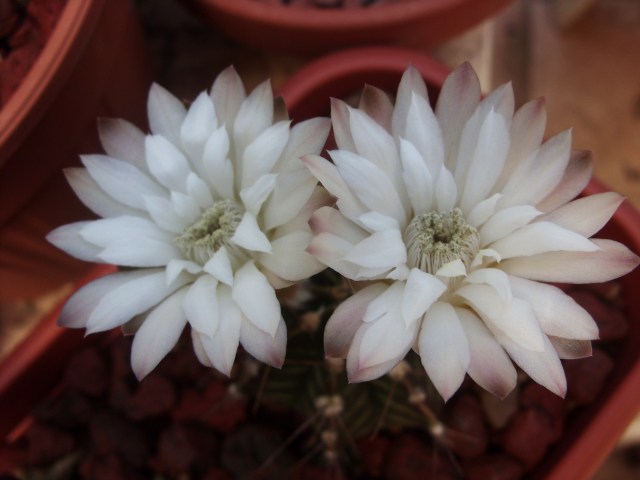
403 208 479 275
175 199 242 264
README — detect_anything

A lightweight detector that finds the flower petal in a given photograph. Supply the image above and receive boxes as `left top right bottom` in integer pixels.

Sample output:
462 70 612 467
263 169 317 230
260 231 323 282
330 98 355 151
491 221 598 259
198 284 242 375
466 193 502 228
147 83 187 146
479 205 541 246
435 62 481 169
276 117 331 172
81 154 166 209
400 138 434 215
359 84 393 131
98 118 148 173
233 79 273 151
180 91 217 163
501 238 639 283
457 308 517 399
536 150 593 212
539 192 623 238
230 212 271 253
465 268 512 303
203 246 234 286
307 232 360 279
130 287 189 380
405 92 445 174
343 229 406 269
240 173 276 216
402 269 446 326
183 275 219 337
497 330 567 397
392 65 428 138
165 259 201 284
459 108 510 214
331 149 407 224
456 283 546 352
434 165 457 213
145 134 192 192
500 130 572 208
357 307 419 373
232 261 280 336
202 125 234 200
210 66 246 129
240 316 286 368
325 283 387 358
84 269 189 334
509 276 598 340
549 336 592 360
309 206 367 243
241 121 290 188
144 195 191 233
419 302 470 401
303 154 367 221
47 222 102 262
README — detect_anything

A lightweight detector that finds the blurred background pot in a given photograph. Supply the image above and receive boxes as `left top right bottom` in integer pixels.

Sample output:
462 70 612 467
0 0 151 301
183 0 513 55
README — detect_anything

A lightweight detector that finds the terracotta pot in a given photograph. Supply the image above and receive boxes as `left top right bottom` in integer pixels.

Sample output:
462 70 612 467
1 47 639 479
184 0 513 54
275 46 640 479
0 0 152 300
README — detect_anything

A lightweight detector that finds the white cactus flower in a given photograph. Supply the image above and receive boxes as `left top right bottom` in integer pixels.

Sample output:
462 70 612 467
48 67 331 379
304 63 639 400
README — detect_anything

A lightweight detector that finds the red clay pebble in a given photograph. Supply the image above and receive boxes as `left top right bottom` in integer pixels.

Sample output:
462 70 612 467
203 467 234 480
520 383 565 441
173 381 247 433
0 0 21 37
25 422 75 465
569 289 628 340
89 411 149 468
79 453 145 480
116 374 176 420
463 454 525 480
443 393 488 458
384 432 458 479
32 390 93 428
150 422 219 477
356 435 390 477
564 348 615 405
64 347 109 397
501 408 557 468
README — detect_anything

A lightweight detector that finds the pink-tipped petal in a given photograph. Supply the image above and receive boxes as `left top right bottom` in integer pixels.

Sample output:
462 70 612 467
539 192 624 238
456 308 517 399
210 65 246 128
500 238 640 283
549 336 593 360
509 276 598 340
260 231 324 282
536 150 593 212
324 283 387 358
419 302 470 402
240 315 287 368
435 62 481 169
277 117 331 172
359 84 393 130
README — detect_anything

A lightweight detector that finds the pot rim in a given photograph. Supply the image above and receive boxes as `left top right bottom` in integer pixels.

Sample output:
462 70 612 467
0 0 104 167
194 0 509 30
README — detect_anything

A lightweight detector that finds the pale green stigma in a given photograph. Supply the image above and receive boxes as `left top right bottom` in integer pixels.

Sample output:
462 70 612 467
175 199 242 264
404 208 479 275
